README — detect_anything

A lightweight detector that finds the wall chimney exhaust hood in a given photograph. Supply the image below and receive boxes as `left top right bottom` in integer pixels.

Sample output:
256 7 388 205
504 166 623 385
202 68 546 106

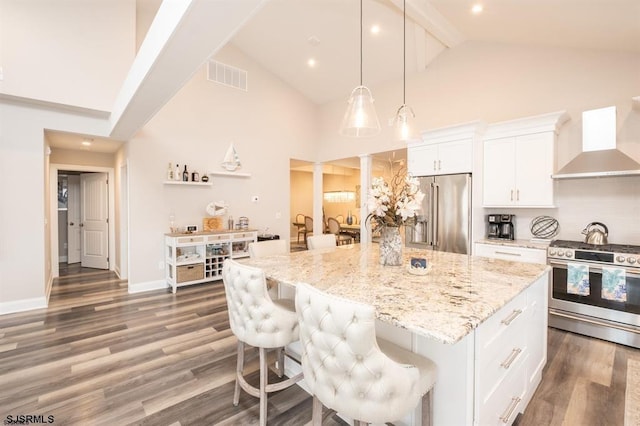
552 106 640 179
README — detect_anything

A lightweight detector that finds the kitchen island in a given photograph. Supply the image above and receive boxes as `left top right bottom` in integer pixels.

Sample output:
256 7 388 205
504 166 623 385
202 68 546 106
242 244 550 425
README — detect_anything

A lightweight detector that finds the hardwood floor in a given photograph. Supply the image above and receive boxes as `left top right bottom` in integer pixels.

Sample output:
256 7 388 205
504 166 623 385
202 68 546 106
1 265 638 425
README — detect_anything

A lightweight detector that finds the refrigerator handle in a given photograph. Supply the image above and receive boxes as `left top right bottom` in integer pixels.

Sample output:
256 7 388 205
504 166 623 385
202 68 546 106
432 182 439 247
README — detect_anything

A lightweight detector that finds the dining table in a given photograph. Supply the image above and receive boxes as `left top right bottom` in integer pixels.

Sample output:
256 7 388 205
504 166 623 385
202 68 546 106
338 222 360 242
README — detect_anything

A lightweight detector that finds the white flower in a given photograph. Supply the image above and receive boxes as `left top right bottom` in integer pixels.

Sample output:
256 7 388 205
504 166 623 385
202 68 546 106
366 168 424 229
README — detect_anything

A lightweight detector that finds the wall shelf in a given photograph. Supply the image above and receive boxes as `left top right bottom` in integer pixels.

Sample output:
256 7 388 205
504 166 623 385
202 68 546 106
209 170 252 178
163 181 213 186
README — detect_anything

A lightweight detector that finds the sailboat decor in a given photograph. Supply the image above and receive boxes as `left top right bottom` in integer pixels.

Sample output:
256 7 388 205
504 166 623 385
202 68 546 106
221 143 242 171
206 200 228 217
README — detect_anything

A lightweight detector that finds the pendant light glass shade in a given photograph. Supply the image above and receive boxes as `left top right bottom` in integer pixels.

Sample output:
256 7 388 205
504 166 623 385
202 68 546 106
341 86 381 137
339 0 380 137
394 104 416 142
394 0 417 142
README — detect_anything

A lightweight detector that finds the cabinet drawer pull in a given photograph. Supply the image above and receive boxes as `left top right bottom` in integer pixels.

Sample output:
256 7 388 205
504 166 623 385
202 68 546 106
510 190 513 201
494 251 522 257
433 160 437 171
500 348 522 369
499 397 522 423
501 309 522 326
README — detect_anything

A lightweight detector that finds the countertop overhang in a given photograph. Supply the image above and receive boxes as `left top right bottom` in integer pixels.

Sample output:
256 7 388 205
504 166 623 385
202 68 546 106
241 244 550 345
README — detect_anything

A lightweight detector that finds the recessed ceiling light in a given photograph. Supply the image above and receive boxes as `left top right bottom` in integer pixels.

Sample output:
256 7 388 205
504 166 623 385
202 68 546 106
307 58 317 68
81 140 92 146
471 4 483 14
370 25 380 35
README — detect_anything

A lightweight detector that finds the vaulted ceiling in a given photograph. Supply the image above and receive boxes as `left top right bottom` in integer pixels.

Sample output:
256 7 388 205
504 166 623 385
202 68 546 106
232 0 640 104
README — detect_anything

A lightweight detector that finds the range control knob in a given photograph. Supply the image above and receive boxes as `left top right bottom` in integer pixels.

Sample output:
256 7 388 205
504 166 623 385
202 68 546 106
617 255 626 263
549 249 557 256
565 251 573 258
628 257 637 265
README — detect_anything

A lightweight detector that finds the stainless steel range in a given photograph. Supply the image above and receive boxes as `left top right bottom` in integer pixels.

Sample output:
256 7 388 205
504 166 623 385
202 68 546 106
548 239 640 348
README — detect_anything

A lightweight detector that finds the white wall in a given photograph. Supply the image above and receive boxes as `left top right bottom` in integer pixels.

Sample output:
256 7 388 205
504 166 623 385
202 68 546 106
0 0 135 111
126 43 319 288
317 41 640 163
0 101 110 312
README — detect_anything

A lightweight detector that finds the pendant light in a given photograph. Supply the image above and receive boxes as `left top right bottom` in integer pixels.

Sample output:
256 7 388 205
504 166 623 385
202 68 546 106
340 0 381 137
394 0 416 142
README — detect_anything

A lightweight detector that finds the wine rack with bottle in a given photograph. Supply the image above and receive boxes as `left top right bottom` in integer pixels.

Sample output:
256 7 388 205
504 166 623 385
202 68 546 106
165 230 257 293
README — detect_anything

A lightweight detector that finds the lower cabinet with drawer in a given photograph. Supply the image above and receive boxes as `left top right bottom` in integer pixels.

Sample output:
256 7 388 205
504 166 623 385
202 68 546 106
474 276 547 425
165 230 257 293
475 242 547 264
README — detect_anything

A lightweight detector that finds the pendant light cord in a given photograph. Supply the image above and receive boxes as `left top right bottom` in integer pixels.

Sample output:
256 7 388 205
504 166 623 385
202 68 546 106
403 0 406 104
360 0 363 86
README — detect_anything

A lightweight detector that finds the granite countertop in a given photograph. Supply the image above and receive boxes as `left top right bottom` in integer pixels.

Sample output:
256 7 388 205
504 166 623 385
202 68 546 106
241 244 550 345
476 238 551 250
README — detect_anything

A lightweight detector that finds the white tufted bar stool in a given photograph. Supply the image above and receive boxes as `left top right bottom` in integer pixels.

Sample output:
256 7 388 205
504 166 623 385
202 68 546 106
222 259 303 426
306 234 337 250
295 283 437 426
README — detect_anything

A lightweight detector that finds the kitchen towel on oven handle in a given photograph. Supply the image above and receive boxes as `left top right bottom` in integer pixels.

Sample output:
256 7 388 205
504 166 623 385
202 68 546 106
567 263 590 296
601 266 627 302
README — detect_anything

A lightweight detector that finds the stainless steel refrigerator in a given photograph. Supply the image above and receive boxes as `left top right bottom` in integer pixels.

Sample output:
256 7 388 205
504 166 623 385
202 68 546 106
405 173 471 254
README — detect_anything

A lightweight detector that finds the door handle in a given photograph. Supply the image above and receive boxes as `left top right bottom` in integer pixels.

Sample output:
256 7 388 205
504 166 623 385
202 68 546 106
433 183 439 247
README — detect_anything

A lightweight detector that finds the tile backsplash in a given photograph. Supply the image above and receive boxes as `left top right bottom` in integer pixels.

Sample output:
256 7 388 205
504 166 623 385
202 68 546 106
486 175 640 245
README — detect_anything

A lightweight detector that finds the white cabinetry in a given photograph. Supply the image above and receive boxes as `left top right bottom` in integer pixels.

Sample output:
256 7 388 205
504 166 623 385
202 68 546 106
474 276 547 425
475 243 547 264
408 121 484 176
482 111 568 208
408 139 472 176
165 230 257 293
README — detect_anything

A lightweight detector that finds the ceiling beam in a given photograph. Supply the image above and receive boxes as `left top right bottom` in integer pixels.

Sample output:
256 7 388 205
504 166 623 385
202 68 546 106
385 0 465 49
108 0 268 140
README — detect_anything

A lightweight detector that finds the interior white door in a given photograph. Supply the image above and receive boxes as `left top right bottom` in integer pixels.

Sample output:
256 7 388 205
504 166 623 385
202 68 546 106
67 175 81 264
81 172 109 269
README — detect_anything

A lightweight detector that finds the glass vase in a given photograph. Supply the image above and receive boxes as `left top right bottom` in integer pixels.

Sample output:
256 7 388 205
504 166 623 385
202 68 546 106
379 226 402 266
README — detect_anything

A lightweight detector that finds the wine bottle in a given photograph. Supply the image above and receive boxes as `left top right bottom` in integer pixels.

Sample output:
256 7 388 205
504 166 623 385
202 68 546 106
167 162 173 180
174 163 180 181
182 165 188 182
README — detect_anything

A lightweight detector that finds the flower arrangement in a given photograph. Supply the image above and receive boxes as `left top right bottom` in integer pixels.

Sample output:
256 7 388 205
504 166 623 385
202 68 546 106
367 166 424 232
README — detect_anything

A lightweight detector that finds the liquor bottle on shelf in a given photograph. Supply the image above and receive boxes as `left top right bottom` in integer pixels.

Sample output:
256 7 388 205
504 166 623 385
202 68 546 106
167 162 174 180
174 163 180 181
182 165 188 182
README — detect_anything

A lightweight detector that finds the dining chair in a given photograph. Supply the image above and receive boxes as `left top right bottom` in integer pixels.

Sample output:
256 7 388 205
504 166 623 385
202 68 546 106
327 217 352 246
248 239 288 258
222 259 303 426
335 214 345 223
295 213 306 244
304 215 314 248
295 283 437 426
306 234 337 250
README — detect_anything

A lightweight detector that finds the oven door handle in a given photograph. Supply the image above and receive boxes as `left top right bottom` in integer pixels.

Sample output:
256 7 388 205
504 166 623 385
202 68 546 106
549 261 640 278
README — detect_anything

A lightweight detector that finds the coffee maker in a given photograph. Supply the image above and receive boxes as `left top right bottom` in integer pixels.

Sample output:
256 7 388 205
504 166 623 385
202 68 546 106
487 214 515 240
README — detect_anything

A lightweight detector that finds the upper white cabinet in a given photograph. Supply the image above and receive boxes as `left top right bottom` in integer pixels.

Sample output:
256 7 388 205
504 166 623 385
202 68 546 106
483 111 569 208
408 121 485 177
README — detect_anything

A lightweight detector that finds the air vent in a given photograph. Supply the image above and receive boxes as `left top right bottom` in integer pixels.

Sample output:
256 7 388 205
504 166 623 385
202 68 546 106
207 60 247 91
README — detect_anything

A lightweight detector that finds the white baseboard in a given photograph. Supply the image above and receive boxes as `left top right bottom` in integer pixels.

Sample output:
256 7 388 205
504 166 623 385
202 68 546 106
128 279 168 294
0 297 47 315
114 265 121 279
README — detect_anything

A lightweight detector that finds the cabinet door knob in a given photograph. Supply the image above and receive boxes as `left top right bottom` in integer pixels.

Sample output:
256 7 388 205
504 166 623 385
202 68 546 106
80 223 84 227
69 222 74 226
